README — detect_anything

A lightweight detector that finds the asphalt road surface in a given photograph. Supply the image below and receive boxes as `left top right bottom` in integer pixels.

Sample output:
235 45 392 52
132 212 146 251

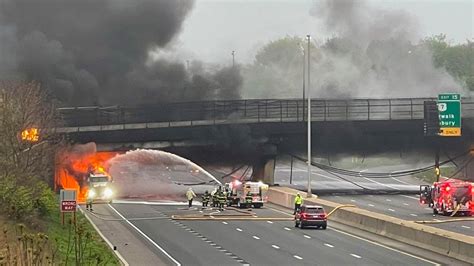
321 194 474 236
273 159 474 236
84 201 468 266
274 159 425 193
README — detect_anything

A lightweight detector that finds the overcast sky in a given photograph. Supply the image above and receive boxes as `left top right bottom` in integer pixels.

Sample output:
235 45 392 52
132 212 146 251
174 0 473 64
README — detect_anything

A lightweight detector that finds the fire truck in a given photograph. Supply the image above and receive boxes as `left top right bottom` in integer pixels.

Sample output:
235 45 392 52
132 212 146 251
420 179 474 216
225 180 269 208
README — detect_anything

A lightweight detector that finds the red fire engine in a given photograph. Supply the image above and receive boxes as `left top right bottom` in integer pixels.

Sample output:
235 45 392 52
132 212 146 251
420 179 474 216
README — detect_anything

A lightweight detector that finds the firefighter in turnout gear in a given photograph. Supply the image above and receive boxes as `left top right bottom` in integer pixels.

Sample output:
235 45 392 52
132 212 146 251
245 191 253 208
86 189 94 211
218 191 226 211
202 191 210 208
211 188 219 207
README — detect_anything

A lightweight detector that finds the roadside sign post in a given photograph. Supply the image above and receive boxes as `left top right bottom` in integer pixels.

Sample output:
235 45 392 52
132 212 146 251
438 93 461 137
60 189 77 226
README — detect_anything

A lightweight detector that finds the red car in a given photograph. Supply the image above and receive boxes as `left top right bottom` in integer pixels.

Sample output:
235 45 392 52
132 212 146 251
294 205 327 229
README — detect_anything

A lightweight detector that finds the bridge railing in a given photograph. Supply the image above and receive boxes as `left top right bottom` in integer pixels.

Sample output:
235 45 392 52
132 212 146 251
58 98 474 127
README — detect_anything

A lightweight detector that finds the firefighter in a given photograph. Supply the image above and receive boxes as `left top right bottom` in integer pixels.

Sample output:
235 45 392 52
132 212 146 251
225 188 231 206
220 191 228 211
186 188 196 208
202 191 210 208
245 191 253 208
294 193 303 214
211 188 218 207
86 190 94 211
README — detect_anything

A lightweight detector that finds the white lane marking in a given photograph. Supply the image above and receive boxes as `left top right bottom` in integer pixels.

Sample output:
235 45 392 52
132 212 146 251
79 206 129 266
461 225 471 229
350 199 356 202
108 204 181 266
329 227 440 265
267 221 274 224
222 221 228 225
268 207 293 217
403 203 410 206
368 204 375 207
410 214 418 217
304 235 311 239
284 227 291 231
350 254 362 259
272 245 280 249
236 228 243 232
293 255 303 260
252 236 260 240
391 177 411 185
324 243 334 248
358 175 400 190
210 243 217 246
388 209 395 212
401 195 419 200
386 199 392 202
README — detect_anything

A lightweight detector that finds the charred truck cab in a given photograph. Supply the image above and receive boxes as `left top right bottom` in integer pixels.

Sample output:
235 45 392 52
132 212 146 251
420 179 474 216
87 173 114 203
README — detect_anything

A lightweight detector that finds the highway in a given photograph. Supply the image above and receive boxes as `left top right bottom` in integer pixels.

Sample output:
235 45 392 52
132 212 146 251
83 201 468 266
273 157 474 236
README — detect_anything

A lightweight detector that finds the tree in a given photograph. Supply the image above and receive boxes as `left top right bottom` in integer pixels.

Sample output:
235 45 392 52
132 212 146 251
0 81 61 219
423 35 474 91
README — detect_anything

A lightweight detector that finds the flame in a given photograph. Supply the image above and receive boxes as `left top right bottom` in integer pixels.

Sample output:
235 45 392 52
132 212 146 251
21 128 40 142
55 150 118 201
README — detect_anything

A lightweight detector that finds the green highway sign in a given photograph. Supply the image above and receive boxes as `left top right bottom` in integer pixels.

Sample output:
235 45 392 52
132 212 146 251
438 93 461 136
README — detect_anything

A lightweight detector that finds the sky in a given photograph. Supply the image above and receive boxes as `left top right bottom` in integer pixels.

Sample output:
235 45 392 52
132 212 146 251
174 0 473 64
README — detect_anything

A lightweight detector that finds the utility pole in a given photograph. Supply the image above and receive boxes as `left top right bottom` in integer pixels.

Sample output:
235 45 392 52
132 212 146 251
306 34 312 198
300 44 305 122
232 51 235 68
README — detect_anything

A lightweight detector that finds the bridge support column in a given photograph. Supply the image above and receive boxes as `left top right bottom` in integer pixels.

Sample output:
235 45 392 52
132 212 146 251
251 144 277 185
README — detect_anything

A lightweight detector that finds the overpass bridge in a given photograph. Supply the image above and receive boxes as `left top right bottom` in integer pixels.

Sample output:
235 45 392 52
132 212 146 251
57 97 474 145
56 97 474 184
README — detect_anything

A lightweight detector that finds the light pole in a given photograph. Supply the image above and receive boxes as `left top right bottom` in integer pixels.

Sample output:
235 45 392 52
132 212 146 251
306 34 312 198
232 51 235 68
299 44 305 121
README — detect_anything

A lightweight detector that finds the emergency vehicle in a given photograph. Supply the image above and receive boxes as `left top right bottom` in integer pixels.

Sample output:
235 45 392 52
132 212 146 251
87 173 114 203
420 179 474 216
225 180 269 208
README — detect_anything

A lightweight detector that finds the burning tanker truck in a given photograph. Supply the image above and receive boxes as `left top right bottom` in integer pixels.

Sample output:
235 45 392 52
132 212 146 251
55 144 118 203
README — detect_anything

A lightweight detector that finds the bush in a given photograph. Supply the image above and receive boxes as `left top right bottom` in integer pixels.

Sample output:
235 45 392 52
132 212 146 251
0 176 56 220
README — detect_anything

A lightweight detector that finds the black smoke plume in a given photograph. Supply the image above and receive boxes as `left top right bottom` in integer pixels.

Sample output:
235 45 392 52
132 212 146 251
0 0 242 105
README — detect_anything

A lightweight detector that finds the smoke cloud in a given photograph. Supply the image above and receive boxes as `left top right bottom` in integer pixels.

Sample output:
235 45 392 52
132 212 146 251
309 0 462 98
0 0 242 105
241 0 463 99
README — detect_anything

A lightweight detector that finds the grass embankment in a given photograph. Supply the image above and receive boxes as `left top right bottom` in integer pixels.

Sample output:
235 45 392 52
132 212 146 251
414 166 457 183
46 207 119 265
1 204 119 265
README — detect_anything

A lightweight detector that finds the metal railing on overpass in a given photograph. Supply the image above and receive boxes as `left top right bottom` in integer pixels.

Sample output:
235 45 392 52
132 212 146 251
58 98 474 127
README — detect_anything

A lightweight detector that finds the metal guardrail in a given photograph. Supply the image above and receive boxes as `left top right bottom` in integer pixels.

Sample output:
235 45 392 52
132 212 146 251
58 98 474 127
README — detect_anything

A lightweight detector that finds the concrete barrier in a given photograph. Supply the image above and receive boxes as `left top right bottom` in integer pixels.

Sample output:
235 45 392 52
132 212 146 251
268 187 474 263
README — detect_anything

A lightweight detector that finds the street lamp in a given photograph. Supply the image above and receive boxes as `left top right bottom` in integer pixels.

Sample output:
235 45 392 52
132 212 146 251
306 34 312 198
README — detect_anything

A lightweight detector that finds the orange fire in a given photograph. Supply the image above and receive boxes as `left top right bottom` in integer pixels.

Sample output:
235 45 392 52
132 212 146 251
55 151 118 202
21 128 40 142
